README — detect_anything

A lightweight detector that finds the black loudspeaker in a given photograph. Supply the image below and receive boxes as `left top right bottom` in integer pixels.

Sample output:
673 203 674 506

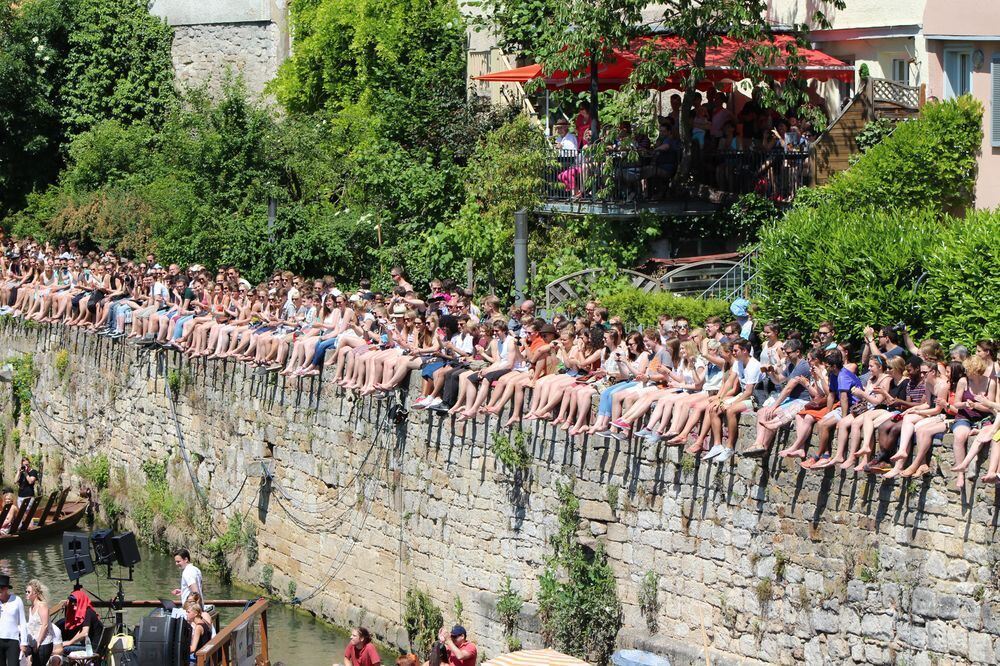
62 532 95 581
111 531 141 567
135 614 173 666
136 611 190 666
91 528 115 565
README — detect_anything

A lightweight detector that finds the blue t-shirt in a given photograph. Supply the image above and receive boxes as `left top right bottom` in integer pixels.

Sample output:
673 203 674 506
785 359 811 400
837 367 863 406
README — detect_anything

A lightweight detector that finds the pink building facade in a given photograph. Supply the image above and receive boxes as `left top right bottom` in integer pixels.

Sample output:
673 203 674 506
768 0 999 209
923 1 1000 208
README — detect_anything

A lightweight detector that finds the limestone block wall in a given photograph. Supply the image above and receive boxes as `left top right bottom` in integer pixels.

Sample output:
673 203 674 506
171 22 282 97
3 322 1000 666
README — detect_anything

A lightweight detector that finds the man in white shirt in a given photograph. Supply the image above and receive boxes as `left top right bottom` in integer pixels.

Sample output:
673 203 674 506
0 574 27 666
704 339 761 463
172 548 203 605
553 119 579 153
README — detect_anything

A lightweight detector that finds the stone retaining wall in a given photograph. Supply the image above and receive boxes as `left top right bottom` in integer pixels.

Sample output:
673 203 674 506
3 322 1000 665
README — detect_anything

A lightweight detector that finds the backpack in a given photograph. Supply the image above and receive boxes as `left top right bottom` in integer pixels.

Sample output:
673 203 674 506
107 633 139 666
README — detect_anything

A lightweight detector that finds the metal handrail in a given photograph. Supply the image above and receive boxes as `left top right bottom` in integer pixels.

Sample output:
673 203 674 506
699 247 760 301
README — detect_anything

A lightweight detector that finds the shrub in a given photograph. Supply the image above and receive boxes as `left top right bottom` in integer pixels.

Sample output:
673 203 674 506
538 481 622 665
919 209 1000 345
75 454 110 490
638 571 660 634
597 289 731 329
756 206 941 340
403 588 444 660
803 96 983 214
495 575 523 648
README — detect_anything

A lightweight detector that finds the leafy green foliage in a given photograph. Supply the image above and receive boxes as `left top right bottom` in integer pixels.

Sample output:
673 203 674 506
9 354 38 424
403 588 444 660
597 290 730 329
0 0 74 216
205 514 258 581
756 206 941 341
420 115 549 293
638 571 660 633
466 0 562 60
919 210 1000 345
495 575 524 646
75 454 110 490
260 564 274 592
131 460 186 543
801 96 983 213
853 118 897 157
492 430 531 470
60 0 174 136
537 481 622 665
54 349 71 381
757 97 985 340
0 0 172 217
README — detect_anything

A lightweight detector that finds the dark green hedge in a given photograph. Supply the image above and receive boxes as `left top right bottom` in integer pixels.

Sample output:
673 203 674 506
756 96 987 344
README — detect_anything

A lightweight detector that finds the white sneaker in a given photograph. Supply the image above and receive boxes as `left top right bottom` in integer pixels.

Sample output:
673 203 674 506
703 444 726 461
412 396 432 410
427 397 442 408
715 448 735 464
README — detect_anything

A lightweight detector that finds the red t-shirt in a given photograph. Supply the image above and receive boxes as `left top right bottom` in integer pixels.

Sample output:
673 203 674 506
344 642 381 666
448 641 478 666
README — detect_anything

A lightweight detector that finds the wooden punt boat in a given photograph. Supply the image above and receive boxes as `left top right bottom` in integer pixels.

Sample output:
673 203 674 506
0 488 87 544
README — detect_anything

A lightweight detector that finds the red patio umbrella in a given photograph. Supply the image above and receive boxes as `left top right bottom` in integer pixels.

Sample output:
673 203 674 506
473 34 854 91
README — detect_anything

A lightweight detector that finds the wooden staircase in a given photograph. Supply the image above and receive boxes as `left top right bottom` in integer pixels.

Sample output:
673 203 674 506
812 78 923 185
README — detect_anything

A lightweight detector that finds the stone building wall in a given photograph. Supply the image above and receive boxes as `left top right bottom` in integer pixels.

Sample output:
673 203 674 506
170 22 281 96
3 322 1000 665
149 0 289 96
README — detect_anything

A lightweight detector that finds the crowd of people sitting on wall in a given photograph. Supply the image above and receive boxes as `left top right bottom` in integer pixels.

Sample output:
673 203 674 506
2 235 999 486
551 90 820 201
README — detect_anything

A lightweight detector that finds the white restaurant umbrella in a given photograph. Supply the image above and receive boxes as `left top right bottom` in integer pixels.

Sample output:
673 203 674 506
484 648 591 666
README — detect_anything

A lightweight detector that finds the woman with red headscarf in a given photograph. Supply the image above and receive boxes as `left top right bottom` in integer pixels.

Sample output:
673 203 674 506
56 590 102 656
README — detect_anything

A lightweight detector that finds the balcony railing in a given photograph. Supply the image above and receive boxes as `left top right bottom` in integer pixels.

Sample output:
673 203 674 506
541 147 811 207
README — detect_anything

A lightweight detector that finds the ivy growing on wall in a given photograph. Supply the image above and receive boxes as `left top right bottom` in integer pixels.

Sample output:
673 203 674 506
537 481 623 665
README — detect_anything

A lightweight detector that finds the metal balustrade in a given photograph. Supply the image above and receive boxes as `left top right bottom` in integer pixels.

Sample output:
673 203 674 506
541 147 811 206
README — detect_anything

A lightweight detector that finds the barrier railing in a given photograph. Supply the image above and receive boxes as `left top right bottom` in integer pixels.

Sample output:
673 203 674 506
541 147 810 206
197 598 270 666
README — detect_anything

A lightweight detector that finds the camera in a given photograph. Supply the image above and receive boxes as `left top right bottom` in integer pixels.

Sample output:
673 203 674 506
892 321 906 333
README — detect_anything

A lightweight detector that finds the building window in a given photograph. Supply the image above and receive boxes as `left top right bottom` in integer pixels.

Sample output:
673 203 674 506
891 58 910 86
992 54 1000 147
944 49 973 98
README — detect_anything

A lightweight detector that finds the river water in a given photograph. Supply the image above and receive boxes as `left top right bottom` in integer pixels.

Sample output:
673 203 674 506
1 534 348 665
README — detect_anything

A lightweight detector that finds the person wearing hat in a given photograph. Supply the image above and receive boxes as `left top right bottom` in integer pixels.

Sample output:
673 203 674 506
434 625 476 666
553 119 579 153
0 573 28 666
729 297 753 341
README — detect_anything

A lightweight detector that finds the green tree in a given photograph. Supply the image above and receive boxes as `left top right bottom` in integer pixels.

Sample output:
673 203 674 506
60 0 174 137
0 0 74 216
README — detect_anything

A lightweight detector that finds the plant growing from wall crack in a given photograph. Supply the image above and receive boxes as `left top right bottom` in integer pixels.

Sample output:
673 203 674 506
638 571 659 634
404 587 444 660
496 575 524 652
537 481 622 665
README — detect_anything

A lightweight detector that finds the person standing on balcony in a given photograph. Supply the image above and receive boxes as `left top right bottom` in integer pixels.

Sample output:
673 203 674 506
553 119 578 153
574 103 592 148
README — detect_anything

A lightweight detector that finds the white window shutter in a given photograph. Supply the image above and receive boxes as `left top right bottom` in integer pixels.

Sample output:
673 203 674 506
992 55 1000 148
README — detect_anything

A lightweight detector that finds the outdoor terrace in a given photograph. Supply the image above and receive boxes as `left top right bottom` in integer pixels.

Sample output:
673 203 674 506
539 146 811 215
